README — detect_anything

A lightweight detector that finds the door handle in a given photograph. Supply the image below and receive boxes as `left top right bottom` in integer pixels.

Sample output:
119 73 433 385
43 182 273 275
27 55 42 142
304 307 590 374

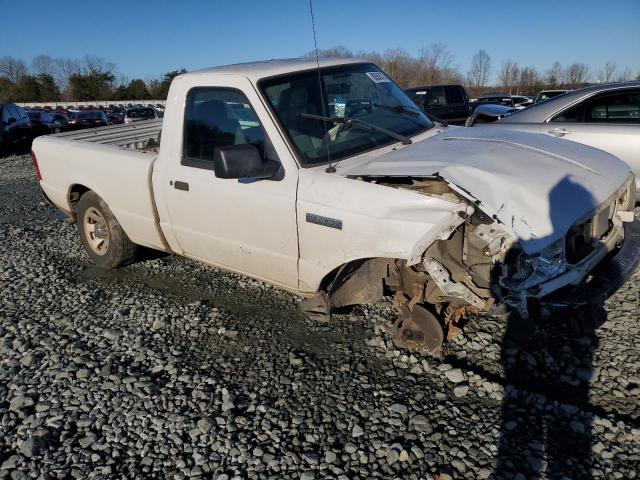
174 181 189 191
547 127 571 137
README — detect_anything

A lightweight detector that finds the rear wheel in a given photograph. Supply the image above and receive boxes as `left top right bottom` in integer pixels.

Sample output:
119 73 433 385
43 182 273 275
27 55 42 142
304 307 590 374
77 191 137 269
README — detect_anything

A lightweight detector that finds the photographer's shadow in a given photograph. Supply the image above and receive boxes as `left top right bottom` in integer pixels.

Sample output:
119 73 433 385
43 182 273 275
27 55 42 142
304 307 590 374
495 177 609 479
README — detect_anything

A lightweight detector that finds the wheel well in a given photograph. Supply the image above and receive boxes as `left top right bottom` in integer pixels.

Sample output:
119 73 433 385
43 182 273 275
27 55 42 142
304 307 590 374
68 184 91 219
319 258 393 308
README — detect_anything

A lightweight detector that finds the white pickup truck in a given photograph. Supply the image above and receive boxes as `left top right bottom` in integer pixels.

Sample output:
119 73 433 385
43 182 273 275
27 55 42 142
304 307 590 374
32 58 638 353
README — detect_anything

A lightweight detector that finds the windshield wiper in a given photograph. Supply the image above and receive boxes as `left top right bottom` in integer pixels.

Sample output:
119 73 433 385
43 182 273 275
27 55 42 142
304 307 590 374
373 103 431 128
300 113 412 145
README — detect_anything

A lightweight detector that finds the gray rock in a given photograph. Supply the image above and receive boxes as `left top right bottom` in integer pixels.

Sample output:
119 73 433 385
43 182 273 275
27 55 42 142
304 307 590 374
78 433 97 449
570 421 586 434
325 451 337 464
453 384 469 398
386 449 400 465
197 417 216 434
102 328 121 341
408 414 431 433
505 421 518 431
444 368 465 383
18 437 43 458
9 396 34 412
1 455 21 470
388 403 408 415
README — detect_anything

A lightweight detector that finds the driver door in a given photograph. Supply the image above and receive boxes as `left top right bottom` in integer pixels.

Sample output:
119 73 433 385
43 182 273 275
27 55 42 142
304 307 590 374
158 81 300 289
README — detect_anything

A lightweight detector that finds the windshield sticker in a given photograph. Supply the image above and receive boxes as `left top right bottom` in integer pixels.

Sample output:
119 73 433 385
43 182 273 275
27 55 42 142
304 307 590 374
366 72 391 83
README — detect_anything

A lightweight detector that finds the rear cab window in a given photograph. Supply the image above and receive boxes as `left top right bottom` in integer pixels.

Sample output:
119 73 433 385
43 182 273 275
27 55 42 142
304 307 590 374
425 87 447 107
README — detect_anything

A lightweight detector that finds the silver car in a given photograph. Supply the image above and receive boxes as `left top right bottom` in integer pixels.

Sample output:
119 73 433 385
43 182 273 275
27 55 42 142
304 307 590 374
479 81 640 196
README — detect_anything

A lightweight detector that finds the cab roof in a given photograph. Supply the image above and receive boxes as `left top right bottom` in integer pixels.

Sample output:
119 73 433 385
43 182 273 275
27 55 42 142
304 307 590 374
185 57 368 82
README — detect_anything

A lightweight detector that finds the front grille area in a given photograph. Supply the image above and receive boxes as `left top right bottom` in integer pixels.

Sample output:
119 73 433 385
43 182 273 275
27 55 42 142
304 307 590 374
566 203 614 264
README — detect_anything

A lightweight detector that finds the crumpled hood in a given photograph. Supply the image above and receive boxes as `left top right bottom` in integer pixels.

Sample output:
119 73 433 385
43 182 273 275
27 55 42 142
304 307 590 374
339 127 632 253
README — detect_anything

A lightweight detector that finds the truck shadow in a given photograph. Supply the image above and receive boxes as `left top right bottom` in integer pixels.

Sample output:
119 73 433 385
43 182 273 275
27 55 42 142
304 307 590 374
494 176 612 479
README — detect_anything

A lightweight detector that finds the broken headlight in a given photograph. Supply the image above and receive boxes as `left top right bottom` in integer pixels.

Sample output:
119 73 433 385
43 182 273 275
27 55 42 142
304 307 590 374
503 239 567 291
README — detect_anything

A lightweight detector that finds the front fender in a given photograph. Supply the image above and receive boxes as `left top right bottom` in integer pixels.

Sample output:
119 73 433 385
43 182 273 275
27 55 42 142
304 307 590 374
296 169 470 292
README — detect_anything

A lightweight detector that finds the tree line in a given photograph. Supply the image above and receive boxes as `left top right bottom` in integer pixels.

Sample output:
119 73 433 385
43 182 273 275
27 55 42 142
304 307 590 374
1 48 638 103
0 54 186 103
306 45 638 97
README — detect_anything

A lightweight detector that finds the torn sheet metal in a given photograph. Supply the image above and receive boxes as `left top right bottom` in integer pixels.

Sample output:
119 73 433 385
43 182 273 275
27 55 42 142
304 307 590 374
422 258 486 309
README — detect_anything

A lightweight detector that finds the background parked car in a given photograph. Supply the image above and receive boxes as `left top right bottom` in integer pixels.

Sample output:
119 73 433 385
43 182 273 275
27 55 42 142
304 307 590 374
510 95 534 108
404 85 471 124
67 110 109 130
26 110 61 137
107 112 124 124
473 81 640 196
474 93 516 108
49 112 69 131
534 89 571 103
124 107 158 124
465 103 518 126
0 103 32 154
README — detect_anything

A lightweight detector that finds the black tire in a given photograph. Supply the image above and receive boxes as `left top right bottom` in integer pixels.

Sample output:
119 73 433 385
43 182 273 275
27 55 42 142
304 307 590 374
76 191 137 269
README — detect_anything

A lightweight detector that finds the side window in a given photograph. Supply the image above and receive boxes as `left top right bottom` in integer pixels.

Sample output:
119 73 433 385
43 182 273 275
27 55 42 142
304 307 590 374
551 102 584 123
584 90 640 123
445 86 465 105
6 105 20 120
425 87 446 107
183 88 268 167
1 106 10 123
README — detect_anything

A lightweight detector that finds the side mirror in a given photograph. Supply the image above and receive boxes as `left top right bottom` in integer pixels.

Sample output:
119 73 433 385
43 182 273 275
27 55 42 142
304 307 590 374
213 144 280 180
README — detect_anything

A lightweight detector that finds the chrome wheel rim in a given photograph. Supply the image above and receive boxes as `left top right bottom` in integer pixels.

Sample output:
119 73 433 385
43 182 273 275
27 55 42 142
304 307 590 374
83 207 109 255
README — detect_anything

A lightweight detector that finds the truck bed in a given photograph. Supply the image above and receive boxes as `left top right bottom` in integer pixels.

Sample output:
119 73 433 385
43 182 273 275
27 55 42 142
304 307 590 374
54 119 163 151
33 121 167 253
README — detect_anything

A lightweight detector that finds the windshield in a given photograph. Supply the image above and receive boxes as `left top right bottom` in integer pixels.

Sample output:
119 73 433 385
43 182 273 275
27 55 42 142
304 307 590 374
260 63 432 167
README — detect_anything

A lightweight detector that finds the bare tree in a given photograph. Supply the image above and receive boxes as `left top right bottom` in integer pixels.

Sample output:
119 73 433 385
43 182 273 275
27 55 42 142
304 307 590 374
53 57 81 92
81 54 116 76
31 55 57 78
566 63 590 88
380 48 416 87
417 43 455 85
0 56 28 83
545 62 565 87
467 49 491 88
303 45 354 58
517 66 541 94
597 62 616 83
616 67 633 82
498 59 519 94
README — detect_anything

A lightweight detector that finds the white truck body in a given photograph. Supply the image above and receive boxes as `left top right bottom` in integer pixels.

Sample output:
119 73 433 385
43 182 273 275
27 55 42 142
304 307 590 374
32 58 637 351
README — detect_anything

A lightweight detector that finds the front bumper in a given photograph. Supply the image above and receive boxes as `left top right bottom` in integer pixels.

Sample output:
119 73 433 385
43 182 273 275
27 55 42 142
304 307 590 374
539 219 640 312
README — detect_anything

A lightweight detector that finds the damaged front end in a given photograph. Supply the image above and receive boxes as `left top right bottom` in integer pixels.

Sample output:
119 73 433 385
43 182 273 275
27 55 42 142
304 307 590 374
303 176 517 355
302 175 638 356
498 179 637 318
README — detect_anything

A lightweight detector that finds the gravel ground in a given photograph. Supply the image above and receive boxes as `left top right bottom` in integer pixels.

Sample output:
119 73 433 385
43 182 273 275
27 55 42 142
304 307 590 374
0 152 638 480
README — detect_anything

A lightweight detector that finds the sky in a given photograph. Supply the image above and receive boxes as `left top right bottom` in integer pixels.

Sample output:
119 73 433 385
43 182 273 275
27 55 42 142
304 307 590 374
1 0 639 83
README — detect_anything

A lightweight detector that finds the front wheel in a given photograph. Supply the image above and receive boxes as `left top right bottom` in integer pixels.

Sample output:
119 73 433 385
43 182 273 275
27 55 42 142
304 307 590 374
76 191 137 269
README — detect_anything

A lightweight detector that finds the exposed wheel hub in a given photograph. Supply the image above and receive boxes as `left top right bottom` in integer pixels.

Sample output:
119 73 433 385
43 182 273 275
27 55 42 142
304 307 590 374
393 304 444 355
93 224 108 239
